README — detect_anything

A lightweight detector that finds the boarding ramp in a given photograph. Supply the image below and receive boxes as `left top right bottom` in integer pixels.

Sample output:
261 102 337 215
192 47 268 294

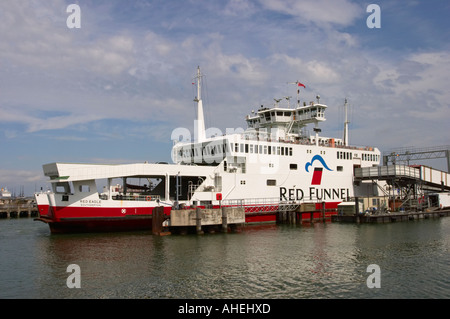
354 165 450 191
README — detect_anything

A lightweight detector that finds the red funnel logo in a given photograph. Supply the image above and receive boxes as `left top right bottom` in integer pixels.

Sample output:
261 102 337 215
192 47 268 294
311 167 323 185
305 155 332 186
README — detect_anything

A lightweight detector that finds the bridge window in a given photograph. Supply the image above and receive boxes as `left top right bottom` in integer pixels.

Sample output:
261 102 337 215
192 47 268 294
290 164 297 170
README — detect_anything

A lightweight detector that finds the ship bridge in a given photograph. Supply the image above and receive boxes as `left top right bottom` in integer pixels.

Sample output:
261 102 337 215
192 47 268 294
246 100 327 140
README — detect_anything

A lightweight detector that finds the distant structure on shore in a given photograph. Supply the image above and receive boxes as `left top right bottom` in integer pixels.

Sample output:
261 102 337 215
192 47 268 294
1 187 12 199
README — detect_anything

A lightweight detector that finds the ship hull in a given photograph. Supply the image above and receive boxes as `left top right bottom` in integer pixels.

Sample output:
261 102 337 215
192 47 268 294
37 215 153 234
35 201 339 234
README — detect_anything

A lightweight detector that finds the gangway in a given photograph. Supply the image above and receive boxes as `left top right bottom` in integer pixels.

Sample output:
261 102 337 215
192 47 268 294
354 165 450 191
354 164 450 211
383 145 450 173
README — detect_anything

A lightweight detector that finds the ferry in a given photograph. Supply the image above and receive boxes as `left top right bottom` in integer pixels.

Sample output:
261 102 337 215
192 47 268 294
35 67 381 233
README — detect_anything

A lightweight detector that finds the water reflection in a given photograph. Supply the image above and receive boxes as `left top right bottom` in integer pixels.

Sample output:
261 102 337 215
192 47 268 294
1 218 449 298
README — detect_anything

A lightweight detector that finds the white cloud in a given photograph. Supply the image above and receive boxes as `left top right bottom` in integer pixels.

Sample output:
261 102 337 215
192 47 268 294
0 0 448 164
0 1 135 76
258 0 362 27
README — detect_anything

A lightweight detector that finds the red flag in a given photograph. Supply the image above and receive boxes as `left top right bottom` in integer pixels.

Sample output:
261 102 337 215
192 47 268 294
298 82 306 88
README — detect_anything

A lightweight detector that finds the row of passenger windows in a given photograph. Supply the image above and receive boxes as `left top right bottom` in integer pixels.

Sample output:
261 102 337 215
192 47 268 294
231 143 293 156
178 143 294 158
337 151 379 162
178 142 378 162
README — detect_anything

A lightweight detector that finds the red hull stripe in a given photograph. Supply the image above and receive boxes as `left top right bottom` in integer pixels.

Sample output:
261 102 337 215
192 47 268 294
35 203 339 233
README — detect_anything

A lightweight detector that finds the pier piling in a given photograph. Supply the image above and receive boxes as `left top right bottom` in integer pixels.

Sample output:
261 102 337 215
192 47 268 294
152 206 167 235
196 207 204 235
221 206 228 232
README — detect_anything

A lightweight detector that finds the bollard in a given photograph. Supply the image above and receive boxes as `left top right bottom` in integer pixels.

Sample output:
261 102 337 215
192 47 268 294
152 206 164 235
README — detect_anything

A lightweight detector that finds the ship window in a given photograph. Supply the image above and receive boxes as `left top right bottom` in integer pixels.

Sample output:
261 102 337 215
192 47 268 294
268 146 272 155
264 145 268 154
79 185 90 192
245 144 249 153
277 111 283 116
234 143 239 152
289 147 292 156
240 180 246 185
281 147 284 156
337 166 343 172
224 161 227 172
290 164 297 170
259 145 262 154
267 179 276 186
277 147 280 155
240 144 244 153
250 144 254 153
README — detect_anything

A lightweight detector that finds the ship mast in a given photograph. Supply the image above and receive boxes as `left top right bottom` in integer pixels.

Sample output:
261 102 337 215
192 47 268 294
343 98 350 146
194 66 206 143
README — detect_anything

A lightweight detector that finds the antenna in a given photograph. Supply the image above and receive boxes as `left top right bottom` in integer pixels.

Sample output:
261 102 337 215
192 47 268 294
343 98 350 146
284 96 292 108
287 81 306 108
194 66 206 143
274 98 282 107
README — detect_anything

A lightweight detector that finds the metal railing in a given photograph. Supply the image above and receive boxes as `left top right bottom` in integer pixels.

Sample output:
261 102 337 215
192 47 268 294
220 197 322 214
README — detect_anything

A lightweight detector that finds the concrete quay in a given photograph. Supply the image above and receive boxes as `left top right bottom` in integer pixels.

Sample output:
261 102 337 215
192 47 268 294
332 208 450 224
0 199 39 218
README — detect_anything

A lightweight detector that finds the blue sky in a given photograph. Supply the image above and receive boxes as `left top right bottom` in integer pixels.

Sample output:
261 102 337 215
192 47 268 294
0 0 449 195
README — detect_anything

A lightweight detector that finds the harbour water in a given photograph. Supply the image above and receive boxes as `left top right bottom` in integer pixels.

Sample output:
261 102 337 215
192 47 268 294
0 217 449 299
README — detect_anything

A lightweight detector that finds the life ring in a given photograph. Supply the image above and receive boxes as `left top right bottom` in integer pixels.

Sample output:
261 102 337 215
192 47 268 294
146 196 152 201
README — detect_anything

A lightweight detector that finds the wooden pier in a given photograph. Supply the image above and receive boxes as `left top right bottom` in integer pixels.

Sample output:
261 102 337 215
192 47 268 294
0 199 39 218
332 208 450 224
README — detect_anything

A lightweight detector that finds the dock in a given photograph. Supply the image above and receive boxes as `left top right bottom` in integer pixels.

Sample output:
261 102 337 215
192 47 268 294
0 199 39 218
332 208 450 224
151 206 246 235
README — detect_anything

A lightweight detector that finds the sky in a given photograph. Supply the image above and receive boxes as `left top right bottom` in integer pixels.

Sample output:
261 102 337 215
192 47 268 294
0 0 449 196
